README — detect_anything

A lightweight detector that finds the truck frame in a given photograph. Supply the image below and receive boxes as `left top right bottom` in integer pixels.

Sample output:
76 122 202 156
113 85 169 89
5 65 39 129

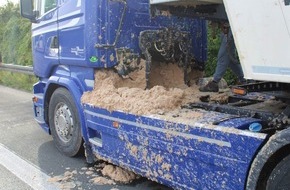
20 0 290 189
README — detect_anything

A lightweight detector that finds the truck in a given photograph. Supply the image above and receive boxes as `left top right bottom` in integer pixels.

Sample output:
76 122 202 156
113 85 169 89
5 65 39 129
20 0 290 189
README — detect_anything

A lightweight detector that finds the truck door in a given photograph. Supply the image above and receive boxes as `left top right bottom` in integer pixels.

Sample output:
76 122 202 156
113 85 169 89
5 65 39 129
57 0 86 66
107 0 126 46
32 0 58 78
94 0 126 67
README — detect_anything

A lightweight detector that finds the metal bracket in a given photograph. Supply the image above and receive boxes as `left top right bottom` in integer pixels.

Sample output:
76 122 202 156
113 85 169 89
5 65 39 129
269 106 290 129
236 82 290 102
139 28 191 88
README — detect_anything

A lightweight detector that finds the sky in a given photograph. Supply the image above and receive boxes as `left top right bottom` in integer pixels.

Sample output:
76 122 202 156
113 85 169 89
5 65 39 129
0 0 19 7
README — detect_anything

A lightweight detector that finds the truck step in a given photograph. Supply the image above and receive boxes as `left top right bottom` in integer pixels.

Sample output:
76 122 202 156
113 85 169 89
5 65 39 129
89 137 102 147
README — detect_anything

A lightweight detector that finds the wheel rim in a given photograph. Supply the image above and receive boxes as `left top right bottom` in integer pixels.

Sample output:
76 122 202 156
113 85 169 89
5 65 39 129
54 102 74 143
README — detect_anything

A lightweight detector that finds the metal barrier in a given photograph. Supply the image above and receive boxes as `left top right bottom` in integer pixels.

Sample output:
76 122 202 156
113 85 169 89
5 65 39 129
0 63 34 75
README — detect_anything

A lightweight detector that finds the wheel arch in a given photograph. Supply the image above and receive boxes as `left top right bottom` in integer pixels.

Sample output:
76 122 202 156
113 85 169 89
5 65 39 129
246 128 290 190
43 75 89 143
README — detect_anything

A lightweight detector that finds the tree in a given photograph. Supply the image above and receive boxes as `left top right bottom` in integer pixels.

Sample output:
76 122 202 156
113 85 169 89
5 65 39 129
0 1 32 65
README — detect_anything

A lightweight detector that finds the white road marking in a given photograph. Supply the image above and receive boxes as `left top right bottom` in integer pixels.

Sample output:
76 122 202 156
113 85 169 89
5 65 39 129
0 143 60 190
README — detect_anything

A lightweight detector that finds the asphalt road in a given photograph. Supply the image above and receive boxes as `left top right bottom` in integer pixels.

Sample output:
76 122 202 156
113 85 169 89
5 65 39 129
0 85 171 190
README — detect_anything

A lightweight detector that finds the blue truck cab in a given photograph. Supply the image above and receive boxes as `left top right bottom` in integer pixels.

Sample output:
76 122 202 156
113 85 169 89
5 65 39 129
23 0 207 130
20 0 290 189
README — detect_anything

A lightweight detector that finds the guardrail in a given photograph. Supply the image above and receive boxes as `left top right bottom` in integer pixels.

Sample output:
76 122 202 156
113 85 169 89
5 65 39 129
0 63 34 75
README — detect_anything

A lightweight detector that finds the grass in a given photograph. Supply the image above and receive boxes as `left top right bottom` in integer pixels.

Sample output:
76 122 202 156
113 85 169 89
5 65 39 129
0 70 38 92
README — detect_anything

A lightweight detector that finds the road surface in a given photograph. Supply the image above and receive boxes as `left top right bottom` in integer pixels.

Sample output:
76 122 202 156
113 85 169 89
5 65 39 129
0 85 171 190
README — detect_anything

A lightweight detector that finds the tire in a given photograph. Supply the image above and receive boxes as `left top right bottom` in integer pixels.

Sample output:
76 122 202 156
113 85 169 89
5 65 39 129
266 154 290 190
49 88 83 157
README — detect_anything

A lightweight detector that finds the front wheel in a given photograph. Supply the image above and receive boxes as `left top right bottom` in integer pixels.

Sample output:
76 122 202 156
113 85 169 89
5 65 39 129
49 88 83 157
266 154 290 190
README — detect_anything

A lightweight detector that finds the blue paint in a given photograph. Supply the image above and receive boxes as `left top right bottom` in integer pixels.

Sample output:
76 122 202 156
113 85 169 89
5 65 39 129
218 117 262 130
83 105 267 190
32 0 207 78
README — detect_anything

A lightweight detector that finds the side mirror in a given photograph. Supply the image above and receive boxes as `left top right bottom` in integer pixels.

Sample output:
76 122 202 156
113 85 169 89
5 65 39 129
20 0 37 23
